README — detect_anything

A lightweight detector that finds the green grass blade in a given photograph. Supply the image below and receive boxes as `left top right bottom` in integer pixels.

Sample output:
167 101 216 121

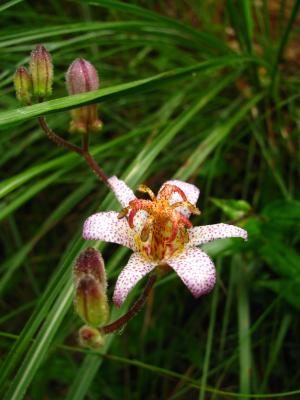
0 56 264 130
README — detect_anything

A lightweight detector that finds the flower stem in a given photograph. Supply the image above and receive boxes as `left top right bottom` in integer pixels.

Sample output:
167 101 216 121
38 116 82 154
101 274 157 335
38 116 109 185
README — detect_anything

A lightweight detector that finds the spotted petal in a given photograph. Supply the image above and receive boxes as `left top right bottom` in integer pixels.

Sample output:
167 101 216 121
108 176 136 208
168 247 216 297
188 223 248 246
113 252 156 307
158 180 200 217
83 211 136 250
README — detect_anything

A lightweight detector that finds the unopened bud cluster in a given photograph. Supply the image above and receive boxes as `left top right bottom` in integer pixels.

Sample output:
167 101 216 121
14 45 102 135
14 44 53 105
74 247 109 348
66 58 102 134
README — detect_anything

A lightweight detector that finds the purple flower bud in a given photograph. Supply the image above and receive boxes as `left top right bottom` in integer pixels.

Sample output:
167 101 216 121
73 248 109 327
74 247 106 290
66 58 102 134
79 325 105 348
66 58 99 95
14 66 32 104
30 44 53 98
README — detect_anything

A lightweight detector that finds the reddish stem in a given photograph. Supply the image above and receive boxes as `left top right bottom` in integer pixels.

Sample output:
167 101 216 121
38 116 109 185
38 116 156 334
101 274 157 334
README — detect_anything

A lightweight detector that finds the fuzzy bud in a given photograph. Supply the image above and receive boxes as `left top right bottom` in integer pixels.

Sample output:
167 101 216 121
79 325 105 349
74 247 107 290
14 66 32 104
73 248 109 327
30 44 53 98
66 58 102 134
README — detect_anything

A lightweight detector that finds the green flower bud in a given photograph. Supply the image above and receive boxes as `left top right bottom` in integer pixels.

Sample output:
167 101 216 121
66 58 102 134
75 276 109 327
30 44 53 99
14 66 32 105
73 248 109 327
79 325 105 349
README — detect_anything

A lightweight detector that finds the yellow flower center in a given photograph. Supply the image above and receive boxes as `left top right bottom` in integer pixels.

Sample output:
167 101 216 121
118 184 200 263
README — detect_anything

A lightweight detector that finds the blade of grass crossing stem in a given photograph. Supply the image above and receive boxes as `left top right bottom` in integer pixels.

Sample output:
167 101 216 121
0 56 265 130
199 261 220 400
176 93 263 180
236 255 252 399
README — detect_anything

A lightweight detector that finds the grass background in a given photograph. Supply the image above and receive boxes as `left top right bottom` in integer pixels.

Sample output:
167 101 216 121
0 0 300 399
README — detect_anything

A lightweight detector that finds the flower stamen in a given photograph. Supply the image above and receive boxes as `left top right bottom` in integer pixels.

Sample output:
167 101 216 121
171 201 201 215
138 184 156 200
159 184 187 202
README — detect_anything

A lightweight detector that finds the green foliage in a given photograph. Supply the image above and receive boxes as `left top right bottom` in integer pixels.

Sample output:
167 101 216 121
0 1 299 399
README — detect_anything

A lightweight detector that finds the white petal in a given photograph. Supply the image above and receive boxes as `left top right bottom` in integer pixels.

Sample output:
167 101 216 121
131 210 148 234
158 180 200 217
168 248 216 297
83 211 136 250
113 253 156 307
108 176 136 208
188 223 248 246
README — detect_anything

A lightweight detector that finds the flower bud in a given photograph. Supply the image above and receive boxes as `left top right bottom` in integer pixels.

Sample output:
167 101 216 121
66 58 102 134
79 325 105 349
74 247 107 290
75 276 109 327
14 66 32 104
73 248 109 327
30 44 53 98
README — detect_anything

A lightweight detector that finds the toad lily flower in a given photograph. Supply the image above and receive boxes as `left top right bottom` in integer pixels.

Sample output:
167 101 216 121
83 177 248 307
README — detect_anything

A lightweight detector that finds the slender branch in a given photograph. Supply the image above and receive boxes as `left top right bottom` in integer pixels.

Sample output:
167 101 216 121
38 116 83 155
82 151 109 185
101 274 157 334
82 132 89 152
38 116 109 185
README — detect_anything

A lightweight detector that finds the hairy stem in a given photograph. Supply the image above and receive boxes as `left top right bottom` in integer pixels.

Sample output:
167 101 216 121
38 116 82 154
101 274 157 334
38 116 109 185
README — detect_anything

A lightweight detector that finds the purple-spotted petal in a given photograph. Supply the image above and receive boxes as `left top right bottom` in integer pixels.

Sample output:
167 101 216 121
158 180 200 217
83 211 136 250
113 252 156 307
108 176 136 208
188 223 248 246
168 247 216 297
